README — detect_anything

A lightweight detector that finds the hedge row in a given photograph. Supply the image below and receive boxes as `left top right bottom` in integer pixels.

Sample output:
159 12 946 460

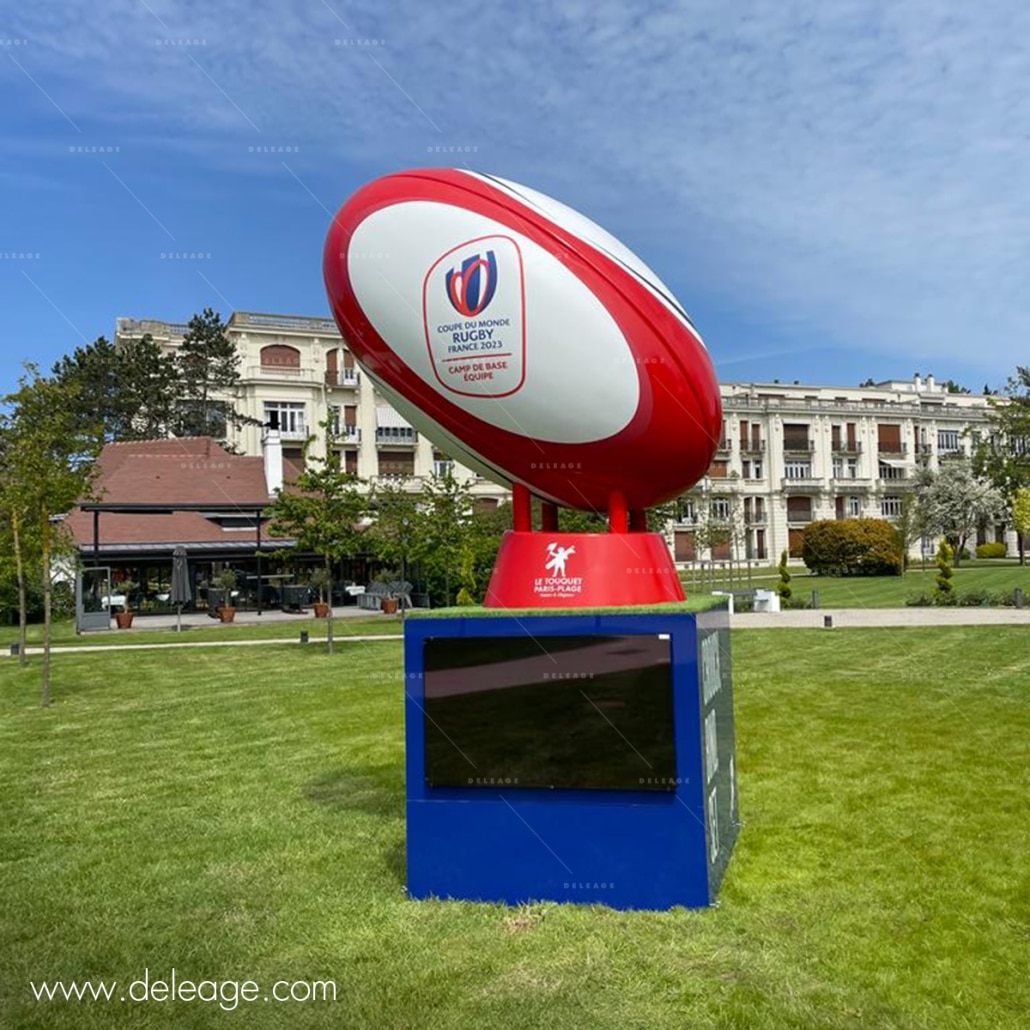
801 518 903 576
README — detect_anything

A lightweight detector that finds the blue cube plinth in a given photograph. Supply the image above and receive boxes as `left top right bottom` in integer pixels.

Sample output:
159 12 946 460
404 608 738 911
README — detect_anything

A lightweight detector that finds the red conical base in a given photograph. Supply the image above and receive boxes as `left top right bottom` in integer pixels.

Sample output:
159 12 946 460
483 531 684 608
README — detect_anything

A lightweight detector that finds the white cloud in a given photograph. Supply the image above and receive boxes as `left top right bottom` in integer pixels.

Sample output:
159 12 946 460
4 0 1030 380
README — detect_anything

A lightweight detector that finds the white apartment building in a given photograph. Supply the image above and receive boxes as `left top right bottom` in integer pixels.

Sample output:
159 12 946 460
116 312 1005 561
114 311 508 507
675 375 1004 564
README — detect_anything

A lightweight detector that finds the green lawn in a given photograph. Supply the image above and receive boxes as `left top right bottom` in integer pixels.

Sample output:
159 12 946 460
1 630 1027 1029
685 561 1030 608
8 614 402 649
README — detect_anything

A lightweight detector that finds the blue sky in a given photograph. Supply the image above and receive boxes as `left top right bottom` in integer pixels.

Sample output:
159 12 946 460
2 0 1026 395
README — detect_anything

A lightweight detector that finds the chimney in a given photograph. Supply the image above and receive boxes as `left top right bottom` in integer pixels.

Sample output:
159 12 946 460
926 374 936 392
263 426 283 495
914 373 922 392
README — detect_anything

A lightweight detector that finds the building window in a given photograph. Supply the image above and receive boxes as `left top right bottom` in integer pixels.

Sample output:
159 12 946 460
378 450 415 477
264 401 307 438
832 458 843 478
784 460 811 479
783 423 811 451
786 496 813 522
328 405 341 435
937 429 960 453
710 497 731 521
847 496 861 517
260 344 301 368
847 458 858 478
433 451 454 478
752 460 763 479
881 495 903 517
877 424 903 453
878 462 904 480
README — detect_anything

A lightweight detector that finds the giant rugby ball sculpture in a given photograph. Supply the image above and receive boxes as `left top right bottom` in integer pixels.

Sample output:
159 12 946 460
324 169 722 607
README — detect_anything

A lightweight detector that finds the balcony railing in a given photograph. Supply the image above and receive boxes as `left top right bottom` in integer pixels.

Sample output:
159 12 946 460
831 477 874 490
782 440 815 454
831 441 862 454
338 425 361 443
781 476 823 490
744 512 767 524
246 364 319 383
375 427 418 444
877 442 908 455
372 473 421 490
740 439 766 453
715 438 731 452
786 512 814 524
280 427 309 441
325 369 360 387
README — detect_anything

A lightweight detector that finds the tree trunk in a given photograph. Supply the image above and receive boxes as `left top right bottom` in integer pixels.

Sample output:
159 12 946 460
41 518 51 708
325 558 334 656
1020 532 1025 566
12 509 28 667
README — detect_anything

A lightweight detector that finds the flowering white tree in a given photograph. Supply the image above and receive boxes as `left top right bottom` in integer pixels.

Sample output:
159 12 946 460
916 459 1004 566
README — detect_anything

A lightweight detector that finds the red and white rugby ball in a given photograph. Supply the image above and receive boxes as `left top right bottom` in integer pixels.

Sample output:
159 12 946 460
323 169 721 512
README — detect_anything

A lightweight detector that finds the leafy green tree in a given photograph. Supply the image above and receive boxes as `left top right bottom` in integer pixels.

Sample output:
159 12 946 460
365 480 423 595
555 506 608 533
172 308 248 439
1 367 100 704
1011 487 1030 565
915 458 1004 567
974 367 1030 554
890 492 924 572
264 427 367 653
52 334 177 442
413 470 477 605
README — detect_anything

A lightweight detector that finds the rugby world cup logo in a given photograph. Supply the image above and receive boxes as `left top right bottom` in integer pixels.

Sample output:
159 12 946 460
445 250 498 317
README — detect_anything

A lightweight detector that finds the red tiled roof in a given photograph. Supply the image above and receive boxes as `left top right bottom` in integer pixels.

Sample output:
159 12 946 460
66 437 287 550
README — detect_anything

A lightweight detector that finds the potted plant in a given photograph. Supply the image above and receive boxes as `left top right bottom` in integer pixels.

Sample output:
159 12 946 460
114 579 138 629
309 566 332 618
375 569 400 615
214 568 238 623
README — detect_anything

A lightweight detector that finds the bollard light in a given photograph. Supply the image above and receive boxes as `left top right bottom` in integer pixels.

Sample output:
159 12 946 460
300 630 309 644
823 615 833 629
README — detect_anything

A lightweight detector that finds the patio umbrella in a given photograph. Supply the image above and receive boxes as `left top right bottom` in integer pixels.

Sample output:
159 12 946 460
170 546 192 632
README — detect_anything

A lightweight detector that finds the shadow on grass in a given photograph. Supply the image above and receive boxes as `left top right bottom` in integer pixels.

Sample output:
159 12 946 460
303 767 407 886
303 766 403 819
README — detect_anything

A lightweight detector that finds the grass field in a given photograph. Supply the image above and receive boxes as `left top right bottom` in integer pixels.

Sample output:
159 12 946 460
7 614 402 649
684 561 1030 608
1 629 1028 1029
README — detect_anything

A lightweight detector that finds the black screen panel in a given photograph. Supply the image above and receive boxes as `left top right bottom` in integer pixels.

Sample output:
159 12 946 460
423 634 676 791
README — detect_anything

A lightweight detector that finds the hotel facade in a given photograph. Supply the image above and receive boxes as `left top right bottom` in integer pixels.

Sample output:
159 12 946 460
115 311 1008 563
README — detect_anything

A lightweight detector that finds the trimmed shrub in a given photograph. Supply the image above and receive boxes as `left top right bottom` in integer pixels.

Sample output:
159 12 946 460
905 592 933 607
801 519 903 576
975 542 1007 559
958 588 992 607
933 540 955 603
776 550 792 600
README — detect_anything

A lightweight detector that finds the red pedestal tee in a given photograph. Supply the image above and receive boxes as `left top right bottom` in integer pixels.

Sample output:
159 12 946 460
484 531 684 608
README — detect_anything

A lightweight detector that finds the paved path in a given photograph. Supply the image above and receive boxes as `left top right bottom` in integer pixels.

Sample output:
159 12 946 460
7 608 1029 658
733 607 1030 628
